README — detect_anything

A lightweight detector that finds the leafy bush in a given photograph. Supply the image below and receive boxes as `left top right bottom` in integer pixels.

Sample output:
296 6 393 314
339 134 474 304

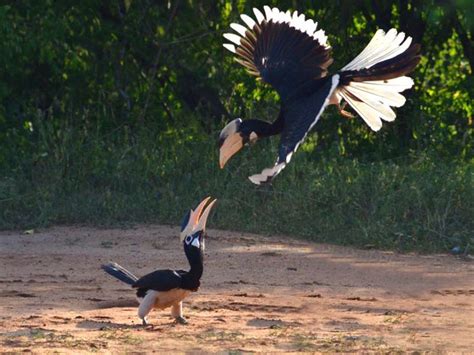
0 1 472 253
1 119 472 253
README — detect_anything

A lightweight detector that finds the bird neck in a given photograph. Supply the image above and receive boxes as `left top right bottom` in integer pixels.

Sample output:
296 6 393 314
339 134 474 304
242 115 283 138
187 251 203 277
182 247 203 290
188 262 203 280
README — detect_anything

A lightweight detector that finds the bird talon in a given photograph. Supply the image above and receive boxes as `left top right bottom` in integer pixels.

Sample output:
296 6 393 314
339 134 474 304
175 316 188 325
142 317 148 326
338 103 355 119
340 109 355 119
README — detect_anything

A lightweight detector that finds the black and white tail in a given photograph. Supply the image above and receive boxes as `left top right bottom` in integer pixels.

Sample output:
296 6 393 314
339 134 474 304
102 262 138 286
336 29 421 131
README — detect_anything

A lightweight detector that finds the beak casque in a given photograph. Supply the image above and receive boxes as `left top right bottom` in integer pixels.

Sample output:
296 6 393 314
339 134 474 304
219 118 243 169
180 197 217 241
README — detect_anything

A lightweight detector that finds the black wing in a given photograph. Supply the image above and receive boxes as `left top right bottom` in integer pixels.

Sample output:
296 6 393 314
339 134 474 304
249 76 339 185
223 6 333 101
133 269 185 292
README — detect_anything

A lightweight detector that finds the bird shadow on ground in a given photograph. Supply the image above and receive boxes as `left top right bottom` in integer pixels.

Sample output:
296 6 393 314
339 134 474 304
76 317 184 333
94 299 138 309
76 319 140 331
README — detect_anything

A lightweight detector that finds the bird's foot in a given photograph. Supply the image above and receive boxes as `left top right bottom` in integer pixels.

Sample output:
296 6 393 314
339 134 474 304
175 316 188 325
141 317 148 326
338 103 355 119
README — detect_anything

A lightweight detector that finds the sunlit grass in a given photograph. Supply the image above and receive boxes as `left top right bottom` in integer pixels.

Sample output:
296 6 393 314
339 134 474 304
1 124 472 253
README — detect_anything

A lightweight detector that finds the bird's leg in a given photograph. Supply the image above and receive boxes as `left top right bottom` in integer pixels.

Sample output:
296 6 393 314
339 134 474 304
338 102 355 119
171 302 188 325
138 291 156 326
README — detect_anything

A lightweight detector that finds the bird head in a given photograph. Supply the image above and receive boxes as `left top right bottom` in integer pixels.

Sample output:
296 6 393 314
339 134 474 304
180 197 217 251
219 118 258 168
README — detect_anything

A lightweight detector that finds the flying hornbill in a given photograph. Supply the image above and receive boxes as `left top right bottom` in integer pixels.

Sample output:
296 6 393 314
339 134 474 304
219 6 421 184
101 197 217 325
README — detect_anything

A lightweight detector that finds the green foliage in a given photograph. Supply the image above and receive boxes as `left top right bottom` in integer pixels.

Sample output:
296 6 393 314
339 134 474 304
0 1 473 252
1 120 472 252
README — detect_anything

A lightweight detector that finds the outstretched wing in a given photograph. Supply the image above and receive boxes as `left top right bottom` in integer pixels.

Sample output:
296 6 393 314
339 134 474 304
133 269 183 292
248 76 340 185
223 6 333 101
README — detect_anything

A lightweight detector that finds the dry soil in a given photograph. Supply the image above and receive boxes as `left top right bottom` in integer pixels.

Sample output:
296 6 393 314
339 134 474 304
1 225 473 353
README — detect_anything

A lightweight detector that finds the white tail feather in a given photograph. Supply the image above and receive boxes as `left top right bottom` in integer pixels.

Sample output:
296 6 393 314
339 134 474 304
338 77 414 131
348 82 408 107
342 29 413 71
351 91 396 122
339 90 383 131
338 28 417 131
357 77 414 88
342 29 386 71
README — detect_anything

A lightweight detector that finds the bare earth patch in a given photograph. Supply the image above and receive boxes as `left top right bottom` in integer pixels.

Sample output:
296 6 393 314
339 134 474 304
1 225 473 353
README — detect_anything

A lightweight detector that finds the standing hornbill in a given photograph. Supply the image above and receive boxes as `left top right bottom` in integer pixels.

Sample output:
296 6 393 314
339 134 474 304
219 6 421 184
101 197 217 325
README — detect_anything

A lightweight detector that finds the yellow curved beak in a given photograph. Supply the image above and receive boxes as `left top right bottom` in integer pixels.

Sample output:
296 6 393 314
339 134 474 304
219 133 244 168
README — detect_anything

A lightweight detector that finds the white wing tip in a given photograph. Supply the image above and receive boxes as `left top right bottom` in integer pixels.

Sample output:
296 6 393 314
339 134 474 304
230 23 247 37
248 174 263 185
231 7 329 47
248 163 286 185
223 33 241 45
240 14 256 29
223 43 236 53
253 8 265 24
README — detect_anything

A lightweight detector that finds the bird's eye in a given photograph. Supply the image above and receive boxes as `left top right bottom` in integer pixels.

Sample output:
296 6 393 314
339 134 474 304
185 235 192 244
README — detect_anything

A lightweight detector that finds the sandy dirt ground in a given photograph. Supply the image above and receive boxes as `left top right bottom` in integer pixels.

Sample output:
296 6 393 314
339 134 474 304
0 225 473 353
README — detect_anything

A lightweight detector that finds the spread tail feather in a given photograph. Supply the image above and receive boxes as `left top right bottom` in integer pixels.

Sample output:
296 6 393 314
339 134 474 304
101 262 138 286
337 29 421 131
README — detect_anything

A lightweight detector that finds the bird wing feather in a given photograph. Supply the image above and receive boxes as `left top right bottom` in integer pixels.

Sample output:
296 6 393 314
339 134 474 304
223 6 333 101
